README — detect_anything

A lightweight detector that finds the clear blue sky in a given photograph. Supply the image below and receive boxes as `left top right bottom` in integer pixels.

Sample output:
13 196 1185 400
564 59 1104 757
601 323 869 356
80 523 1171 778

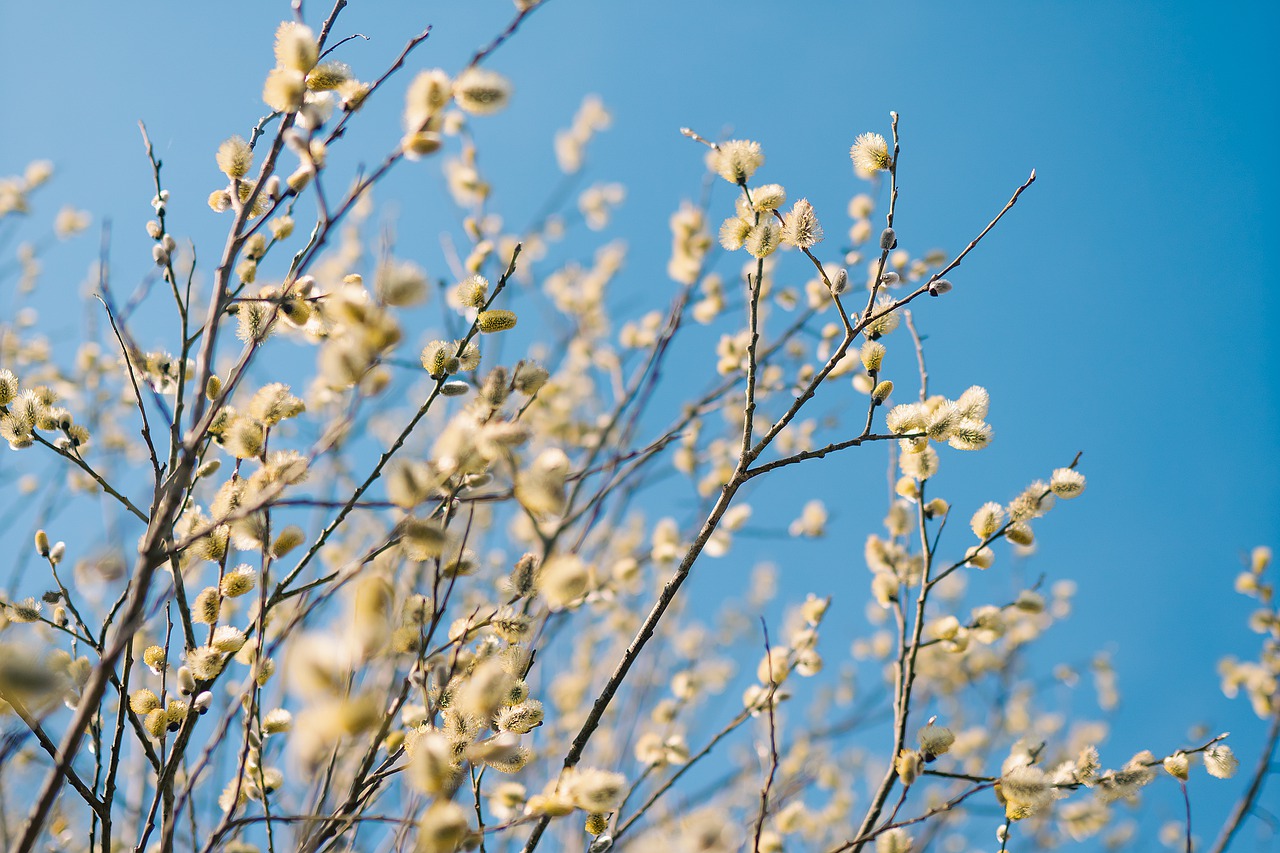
2 0 1277 848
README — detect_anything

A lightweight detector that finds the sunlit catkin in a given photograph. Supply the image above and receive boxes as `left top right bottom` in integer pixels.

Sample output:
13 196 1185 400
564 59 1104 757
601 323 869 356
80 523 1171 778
192 587 221 624
416 801 469 853
273 21 318 73
536 554 590 610
453 67 512 115
1050 467 1086 498
782 198 822 249
350 575 394 659
478 309 518 333
712 140 764 184
270 525 305 558
970 502 1005 539
263 68 307 113
306 60 351 91
850 132 892 174
129 689 160 715
215 136 253 180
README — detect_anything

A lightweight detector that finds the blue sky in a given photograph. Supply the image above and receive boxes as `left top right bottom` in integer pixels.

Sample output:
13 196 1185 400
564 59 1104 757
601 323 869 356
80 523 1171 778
2 0 1277 848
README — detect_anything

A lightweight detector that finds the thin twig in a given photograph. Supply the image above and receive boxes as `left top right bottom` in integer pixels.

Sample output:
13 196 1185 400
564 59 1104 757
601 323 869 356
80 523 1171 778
1209 699 1280 853
751 622 781 853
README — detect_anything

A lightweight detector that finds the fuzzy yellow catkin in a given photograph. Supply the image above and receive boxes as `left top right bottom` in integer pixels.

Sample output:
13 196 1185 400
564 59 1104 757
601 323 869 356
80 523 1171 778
453 67 511 115
719 217 750 251
860 340 885 372
965 545 995 570
211 626 247 653
400 517 448 560
871 380 894 405
420 340 460 377
751 184 786 211
744 221 781 259
192 587 221 624
513 361 549 395
405 69 451 129
757 649 790 685
351 574 394 658
143 645 167 674
883 750 916 789
270 525 305 558
918 723 955 760
458 340 481 371
408 730 456 795
402 132 442 160
34 529 50 557
129 689 161 715
971 502 1004 538
144 708 167 739
186 647 225 680
477 309 517 333
254 658 275 686
273 21 318 73
1204 744 1238 778
566 768 626 812
0 369 18 405
782 198 822 248
416 801 469 853
508 553 540 597
536 554 589 610
263 68 307 113
457 658 516 720
712 140 764 184
497 699 545 734
850 132 892 174
306 60 351 91
456 274 489 308
1050 467 1086 498
999 765 1054 816
219 565 256 598
165 699 188 732
479 366 510 408
1005 522 1035 546
386 460 440 509
262 708 292 734
215 136 253 180
877 828 913 853
225 418 265 459
249 383 304 424
894 476 918 501
1163 751 1190 780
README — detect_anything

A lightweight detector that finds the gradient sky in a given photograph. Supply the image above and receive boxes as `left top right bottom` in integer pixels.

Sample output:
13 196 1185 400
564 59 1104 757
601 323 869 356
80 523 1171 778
2 1 1277 849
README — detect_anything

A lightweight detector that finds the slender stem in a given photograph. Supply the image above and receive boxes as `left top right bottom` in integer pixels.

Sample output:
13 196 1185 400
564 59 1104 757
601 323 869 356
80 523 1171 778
1209 698 1280 853
1181 780 1193 853
750 623 780 853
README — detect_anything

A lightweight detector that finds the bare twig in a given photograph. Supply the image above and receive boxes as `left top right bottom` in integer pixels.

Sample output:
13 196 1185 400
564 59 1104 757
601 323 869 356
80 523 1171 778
751 622 781 853
1209 701 1280 853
